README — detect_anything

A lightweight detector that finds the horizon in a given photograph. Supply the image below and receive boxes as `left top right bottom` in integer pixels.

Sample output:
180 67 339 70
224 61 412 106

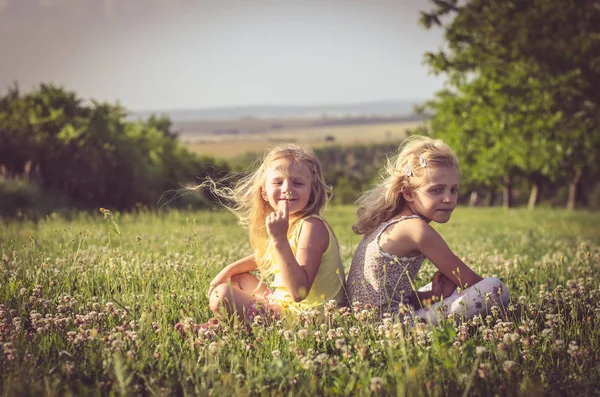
133 97 424 113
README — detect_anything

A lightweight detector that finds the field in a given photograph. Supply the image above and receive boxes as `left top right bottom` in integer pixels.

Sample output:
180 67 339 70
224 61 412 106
183 121 421 158
1 207 600 396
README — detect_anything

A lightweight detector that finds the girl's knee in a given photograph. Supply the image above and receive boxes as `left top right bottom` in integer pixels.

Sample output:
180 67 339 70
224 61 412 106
209 284 230 313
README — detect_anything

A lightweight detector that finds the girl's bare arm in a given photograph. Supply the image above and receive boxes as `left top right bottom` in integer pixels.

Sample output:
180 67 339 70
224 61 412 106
403 221 483 305
207 254 258 297
270 218 328 302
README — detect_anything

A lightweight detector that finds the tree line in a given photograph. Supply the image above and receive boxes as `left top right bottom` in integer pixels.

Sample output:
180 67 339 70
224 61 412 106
0 84 230 216
417 0 600 210
1 83 598 218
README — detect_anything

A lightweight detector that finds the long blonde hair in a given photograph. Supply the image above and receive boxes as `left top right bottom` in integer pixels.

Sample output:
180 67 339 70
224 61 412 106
197 144 332 274
352 135 459 235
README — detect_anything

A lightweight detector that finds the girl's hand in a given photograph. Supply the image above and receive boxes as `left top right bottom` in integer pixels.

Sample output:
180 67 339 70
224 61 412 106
207 268 231 297
266 199 289 242
431 271 457 300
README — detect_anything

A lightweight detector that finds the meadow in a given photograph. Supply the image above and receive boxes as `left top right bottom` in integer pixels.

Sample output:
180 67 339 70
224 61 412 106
1 206 599 396
183 121 421 158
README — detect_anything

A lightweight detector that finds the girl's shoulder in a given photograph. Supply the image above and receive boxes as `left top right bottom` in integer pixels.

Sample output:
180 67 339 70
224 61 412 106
384 214 426 230
379 214 433 242
292 214 329 237
378 215 427 258
295 214 325 227
290 214 331 252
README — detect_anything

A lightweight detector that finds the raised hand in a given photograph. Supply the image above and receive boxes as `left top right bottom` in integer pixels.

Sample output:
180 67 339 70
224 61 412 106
266 198 289 242
431 271 457 300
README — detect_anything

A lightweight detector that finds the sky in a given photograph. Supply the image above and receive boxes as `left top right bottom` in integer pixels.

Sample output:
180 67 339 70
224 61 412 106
0 0 447 111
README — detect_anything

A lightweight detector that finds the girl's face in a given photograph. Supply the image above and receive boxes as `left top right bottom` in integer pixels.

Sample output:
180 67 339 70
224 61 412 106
262 157 313 217
403 166 460 223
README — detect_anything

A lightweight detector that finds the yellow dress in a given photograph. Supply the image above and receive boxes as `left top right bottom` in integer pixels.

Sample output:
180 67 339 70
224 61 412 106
264 214 346 315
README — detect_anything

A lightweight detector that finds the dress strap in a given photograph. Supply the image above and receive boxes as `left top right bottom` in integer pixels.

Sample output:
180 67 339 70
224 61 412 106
377 215 421 236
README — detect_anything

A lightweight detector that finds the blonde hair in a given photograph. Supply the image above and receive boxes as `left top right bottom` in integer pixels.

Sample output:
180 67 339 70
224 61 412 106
352 135 459 235
197 144 332 274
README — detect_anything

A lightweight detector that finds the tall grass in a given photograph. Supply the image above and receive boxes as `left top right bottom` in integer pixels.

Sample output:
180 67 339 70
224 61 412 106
1 207 599 396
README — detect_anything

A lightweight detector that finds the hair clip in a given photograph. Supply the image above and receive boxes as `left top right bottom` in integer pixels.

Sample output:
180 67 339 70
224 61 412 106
419 154 427 168
404 164 413 177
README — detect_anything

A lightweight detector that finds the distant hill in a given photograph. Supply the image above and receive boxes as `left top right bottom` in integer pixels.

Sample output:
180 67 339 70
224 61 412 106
132 99 422 122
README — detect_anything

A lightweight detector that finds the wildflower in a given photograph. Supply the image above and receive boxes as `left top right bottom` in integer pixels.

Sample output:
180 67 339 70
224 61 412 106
490 305 501 317
297 329 308 340
475 346 487 356
324 300 337 314
503 360 518 373
568 341 579 358
482 328 494 341
553 339 565 352
327 329 336 340
415 322 426 335
313 331 322 342
315 353 329 364
477 363 490 379
335 339 345 349
369 377 384 393
272 350 281 358
64 361 75 376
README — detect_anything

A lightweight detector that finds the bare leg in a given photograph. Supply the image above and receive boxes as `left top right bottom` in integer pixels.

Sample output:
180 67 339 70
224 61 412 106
229 272 267 295
209 272 268 321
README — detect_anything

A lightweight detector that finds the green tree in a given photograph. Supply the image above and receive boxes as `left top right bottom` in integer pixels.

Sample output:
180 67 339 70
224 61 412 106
420 0 600 209
0 83 231 213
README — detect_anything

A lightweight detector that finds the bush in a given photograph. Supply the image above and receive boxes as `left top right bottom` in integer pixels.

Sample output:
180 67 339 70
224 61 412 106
0 177 72 218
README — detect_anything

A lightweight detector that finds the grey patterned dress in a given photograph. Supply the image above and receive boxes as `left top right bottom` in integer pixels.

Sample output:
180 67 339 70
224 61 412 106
346 215 425 315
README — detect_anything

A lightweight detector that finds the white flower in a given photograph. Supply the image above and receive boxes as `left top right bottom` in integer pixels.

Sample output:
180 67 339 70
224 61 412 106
297 329 308 340
503 360 518 372
369 377 384 392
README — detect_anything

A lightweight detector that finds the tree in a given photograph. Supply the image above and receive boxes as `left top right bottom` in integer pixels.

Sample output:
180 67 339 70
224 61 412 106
420 0 600 209
0 83 231 212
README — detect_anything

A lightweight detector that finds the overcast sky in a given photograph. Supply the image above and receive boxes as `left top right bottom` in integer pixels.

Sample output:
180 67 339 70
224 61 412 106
0 0 447 111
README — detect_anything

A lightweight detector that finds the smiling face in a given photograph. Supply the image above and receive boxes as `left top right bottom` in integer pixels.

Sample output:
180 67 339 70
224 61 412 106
403 166 460 223
261 157 313 217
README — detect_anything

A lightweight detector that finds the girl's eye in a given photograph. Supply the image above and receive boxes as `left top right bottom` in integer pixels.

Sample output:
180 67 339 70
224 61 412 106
451 188 459 194
294 181 304 186
272 181 283 185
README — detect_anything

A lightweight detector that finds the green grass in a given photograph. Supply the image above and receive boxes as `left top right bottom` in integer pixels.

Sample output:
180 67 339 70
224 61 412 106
1 206 599 396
